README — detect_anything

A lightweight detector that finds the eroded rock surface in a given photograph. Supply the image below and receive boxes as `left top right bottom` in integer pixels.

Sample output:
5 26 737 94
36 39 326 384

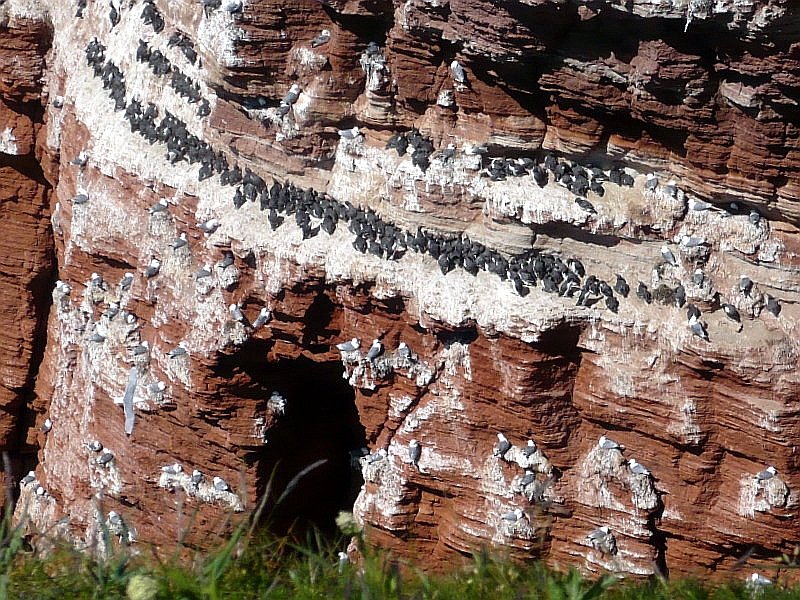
1 0 799 577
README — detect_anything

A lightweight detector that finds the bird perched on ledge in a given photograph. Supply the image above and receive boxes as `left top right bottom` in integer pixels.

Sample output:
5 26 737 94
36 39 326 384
336 338 360 352
311 29 331 48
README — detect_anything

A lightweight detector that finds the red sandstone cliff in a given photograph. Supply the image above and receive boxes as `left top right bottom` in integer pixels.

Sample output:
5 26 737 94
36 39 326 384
1 0 799 578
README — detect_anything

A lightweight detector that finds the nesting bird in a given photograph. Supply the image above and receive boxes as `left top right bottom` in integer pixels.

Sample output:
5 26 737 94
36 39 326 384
144 258 161 278
365 339 383 361
252 307 272 329
119 272 134 291
661 245 678 267
521 439 537 457
161 463 182 475
493 433 512 458
336 337 360 352
310 29 331 48
168 342 188 358
450 60 467 85
198 218 220 235
501 508 524 523
628 459 649 476
722 303 741 323
149 198 168 215
597 435 621 450
765 295 781 317
408 439 421 468
739 275 753 296
213 476 229 491
756 465 777 481
689 315 709 341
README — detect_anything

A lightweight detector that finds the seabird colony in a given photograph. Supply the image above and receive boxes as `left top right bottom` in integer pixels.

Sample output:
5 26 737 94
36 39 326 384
37 15 788 545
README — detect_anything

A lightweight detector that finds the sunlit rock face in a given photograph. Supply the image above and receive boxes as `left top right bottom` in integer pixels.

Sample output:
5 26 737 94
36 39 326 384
1 0 800 577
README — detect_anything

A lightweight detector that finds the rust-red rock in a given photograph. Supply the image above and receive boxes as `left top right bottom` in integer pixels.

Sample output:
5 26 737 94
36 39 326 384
0 0 799 579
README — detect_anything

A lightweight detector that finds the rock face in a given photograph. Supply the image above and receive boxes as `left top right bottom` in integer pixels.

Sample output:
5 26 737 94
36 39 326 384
1 0 800 577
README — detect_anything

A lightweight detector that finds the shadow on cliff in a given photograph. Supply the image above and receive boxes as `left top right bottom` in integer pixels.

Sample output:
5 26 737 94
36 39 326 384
220 343 365 540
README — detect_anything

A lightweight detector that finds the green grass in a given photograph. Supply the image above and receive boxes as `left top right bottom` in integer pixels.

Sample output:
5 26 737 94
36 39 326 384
0 516 798 600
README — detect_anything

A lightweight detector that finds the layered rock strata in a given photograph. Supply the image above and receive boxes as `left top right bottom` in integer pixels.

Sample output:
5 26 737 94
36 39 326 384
0 0 799 578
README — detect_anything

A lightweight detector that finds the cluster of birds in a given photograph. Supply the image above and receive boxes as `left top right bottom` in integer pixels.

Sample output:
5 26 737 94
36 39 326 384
201 0 242 18
140 0 165 33
160 462 230 491
85 25 785 353
85 40 127 111
385 129 436 171
136 39 209 116
167 31 198 65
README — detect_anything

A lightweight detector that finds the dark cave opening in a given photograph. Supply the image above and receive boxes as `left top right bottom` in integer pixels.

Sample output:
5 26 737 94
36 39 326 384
225 345 366 540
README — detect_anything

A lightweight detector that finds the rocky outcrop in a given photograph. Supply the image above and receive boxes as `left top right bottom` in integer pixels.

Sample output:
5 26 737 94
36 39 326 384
0 10 55 480
1 0 799 579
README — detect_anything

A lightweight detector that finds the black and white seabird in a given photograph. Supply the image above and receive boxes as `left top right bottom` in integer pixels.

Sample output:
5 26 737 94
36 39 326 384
98 451 114 465
365 339 383 361
229 303 246 323
73 193 89 205
213 476 229 491
501 508 524 523
397 342 412 360
450 60 467 85
310 29 331 48
41 418 53 433
661 245 678 267
521 439 537 457
680 235 705 248
191 469 203 484
597 435 621 450
692 268 705 286
408 439 421 468
149 198 168 215
765 295 781 317
223 0 242 13
252 308 272 329
748 573 772 588
89 331 107 343
636 282 652 304
171 233 188 250
195 264 212 279
688 198 713 211
587 525 610 541
119 272 134 290
161 463 182 475
739 275 753 296
628 459 649 476
689 316 709 341
198 218 220 235
494 433 511 458
282 84 301 106
109 2 120 26
614 275 629 298
71 151 88 167
756 465 777 481
88 440 103 452
144 258 161 278
336 338 360 352
21 471 36 485
168 342 188 358
722 303 741 323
